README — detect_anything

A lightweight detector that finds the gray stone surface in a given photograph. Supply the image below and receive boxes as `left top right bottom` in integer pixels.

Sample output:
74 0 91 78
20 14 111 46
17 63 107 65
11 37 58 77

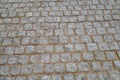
0 0 120 79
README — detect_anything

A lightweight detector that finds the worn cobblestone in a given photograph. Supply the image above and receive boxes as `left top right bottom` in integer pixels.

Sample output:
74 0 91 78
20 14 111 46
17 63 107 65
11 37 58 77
0 0 120 79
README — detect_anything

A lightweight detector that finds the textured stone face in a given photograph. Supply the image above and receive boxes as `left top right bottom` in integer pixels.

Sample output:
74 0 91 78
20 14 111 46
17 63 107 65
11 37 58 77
0 0 120 79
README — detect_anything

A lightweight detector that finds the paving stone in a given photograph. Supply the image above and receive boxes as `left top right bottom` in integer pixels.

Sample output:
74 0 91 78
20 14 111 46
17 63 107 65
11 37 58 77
66 63 77 72
61 53 71 62
82 52 93 61
45 30 53 36
36 45 45 53
15 46 25 54
22 37 30 45
117 51 120 58
49 36 58 44
98 72 110 80
41 54 50 63
11 65 21 75
0 66 9 75
55 45 64 52
114 61 120 70
64 74 74 80
109 70 120 80
18 55 28 64
33 64 43 73
75 23 83 28
95 52 106 60
30 54 40 63
108 42 120 50
87 28 96 35
5 77 15 80
40 37 48 44
98 42 109 51
87 73 97 80
52 75 61 80
81 35 91 42
0 55 8 64
41 75 50 80
45 45 54 53
45 64 54 73
30 37 40 44
70 36 79 43
51 54 60 63
104 35 114 41
5 46 14 54
28 75 39 80
91 62 101 71
75 74 86 80
59 36 69 43
87 43 98 51
92 35 103 42
65 44 74 52
25 46 35 53
8 55 18 64
68 23 75 28
21 65 32 74
97 28 107 34
16 76 26 80
106 51 117 60
65 29 74 36
72 53 81 62
54 64 65 73
102 62 114 70
114 34 120 41
78 62 89 71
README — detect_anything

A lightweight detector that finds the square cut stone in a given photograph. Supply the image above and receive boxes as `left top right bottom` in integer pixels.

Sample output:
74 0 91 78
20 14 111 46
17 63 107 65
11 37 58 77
95 52 106 60
21 65 32 74
65 44 74 52
45 64 54 73
106 51 117 60
41 54 50 63
64 74 74 80
25 46 35 53
77 62 89 71
114 61 120 70
87 43 98 51
11 65 21 75
33 64 43 73
54 64 65 73
61 54 71 62
82 52 93 61
51 54 60 63
91 62 101 71
66 63 77 72
72 53 81 62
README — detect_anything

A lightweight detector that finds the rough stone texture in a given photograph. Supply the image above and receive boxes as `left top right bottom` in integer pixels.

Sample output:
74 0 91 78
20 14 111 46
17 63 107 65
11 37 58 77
0 0 120 79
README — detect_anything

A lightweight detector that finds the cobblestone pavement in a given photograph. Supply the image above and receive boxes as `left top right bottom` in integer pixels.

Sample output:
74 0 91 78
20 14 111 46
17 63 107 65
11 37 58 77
0 0 120 80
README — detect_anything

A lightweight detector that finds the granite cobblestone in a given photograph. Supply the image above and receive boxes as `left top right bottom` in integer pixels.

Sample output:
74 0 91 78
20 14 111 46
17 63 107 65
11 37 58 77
0 0 120 79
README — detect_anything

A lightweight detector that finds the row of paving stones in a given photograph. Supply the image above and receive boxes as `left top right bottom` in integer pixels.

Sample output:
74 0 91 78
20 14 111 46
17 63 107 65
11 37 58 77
0 22 120 30
0 52 120 75
0 71 120 80
0 41 120 54
0 0 119 4
0 16 120 23
0 1 119 18
0 51 120 64
0 61 120 75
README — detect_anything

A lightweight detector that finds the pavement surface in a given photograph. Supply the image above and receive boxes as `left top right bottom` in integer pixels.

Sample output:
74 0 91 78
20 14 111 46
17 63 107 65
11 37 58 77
0 0 120 80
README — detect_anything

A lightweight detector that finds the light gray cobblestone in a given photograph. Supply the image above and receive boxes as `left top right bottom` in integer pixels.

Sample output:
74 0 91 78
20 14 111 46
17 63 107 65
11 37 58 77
0 0 120 79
